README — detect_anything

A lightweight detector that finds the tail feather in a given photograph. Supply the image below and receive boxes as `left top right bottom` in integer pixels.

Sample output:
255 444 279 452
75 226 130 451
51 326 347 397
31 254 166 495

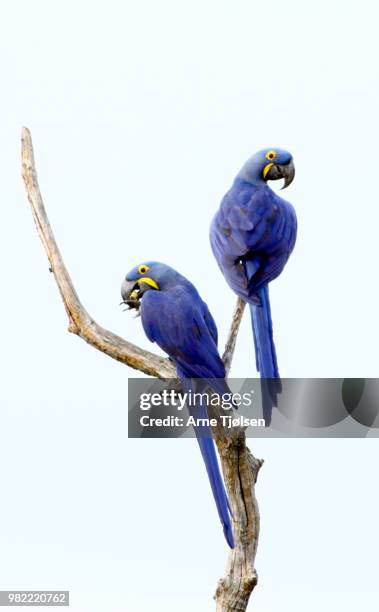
250 286 281 424
180 377 234 548
250 286 279 378
195 431 234 548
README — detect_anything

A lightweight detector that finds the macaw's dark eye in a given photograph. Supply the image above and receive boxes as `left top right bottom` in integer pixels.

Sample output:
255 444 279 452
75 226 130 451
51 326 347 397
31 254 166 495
266 150 276 161
138 264 149 274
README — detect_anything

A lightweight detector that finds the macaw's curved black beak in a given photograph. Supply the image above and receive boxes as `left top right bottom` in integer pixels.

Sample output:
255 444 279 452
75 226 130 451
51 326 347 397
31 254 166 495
120 277 159 311
121 279 140 309
265 158 295 189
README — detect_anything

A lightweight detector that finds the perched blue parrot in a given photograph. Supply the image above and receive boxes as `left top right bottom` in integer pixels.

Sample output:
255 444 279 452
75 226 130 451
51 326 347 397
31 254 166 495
121 262 234 548
210 148 297 423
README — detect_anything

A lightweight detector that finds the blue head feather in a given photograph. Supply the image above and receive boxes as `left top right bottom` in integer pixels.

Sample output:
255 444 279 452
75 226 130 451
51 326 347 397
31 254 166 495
124 261 182 290
238 147 293 185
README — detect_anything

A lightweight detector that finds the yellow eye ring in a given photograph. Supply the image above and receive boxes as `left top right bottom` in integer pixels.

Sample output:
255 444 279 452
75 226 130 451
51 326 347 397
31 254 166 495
266 150 277 161
138 264 149 275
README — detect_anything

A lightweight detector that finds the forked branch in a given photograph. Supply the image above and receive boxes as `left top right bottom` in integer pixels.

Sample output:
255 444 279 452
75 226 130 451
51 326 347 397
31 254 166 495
21 128 260 612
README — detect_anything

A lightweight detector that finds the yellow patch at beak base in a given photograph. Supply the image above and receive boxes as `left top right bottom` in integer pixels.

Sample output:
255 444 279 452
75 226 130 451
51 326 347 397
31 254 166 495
263 162 274 179
137 277 159 290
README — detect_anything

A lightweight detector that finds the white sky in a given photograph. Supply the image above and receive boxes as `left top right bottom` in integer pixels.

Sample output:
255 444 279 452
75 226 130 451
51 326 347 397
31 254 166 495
1 1 379 610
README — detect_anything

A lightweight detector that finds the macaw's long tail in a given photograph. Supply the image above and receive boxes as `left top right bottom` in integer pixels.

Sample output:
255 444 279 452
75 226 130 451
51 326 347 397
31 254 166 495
250 285 282 425
179 376 234 548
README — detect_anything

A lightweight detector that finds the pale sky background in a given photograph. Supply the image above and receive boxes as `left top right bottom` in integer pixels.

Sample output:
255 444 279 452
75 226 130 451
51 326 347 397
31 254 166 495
1 1 379 610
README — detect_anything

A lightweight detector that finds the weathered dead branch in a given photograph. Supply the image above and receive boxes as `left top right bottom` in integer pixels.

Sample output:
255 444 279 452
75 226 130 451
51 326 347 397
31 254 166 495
21 127 261 611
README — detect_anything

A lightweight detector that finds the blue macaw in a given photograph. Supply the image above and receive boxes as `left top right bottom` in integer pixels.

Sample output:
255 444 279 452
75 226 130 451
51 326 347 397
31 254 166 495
121 262 234 548
210 148 297 423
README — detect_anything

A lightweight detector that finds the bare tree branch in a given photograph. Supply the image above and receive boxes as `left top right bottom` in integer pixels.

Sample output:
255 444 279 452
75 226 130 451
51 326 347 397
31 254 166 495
21 127 175 379
223 298 246 376
21 128 261 612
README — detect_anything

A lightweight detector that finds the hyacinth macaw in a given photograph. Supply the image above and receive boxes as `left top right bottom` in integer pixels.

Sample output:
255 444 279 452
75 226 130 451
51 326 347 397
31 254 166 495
210 148 297 423
121 262 234 548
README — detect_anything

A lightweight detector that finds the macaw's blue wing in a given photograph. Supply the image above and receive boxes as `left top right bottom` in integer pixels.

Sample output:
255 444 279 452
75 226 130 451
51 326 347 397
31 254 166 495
140 288 231 397
180 376 234 549
210 182 297 299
